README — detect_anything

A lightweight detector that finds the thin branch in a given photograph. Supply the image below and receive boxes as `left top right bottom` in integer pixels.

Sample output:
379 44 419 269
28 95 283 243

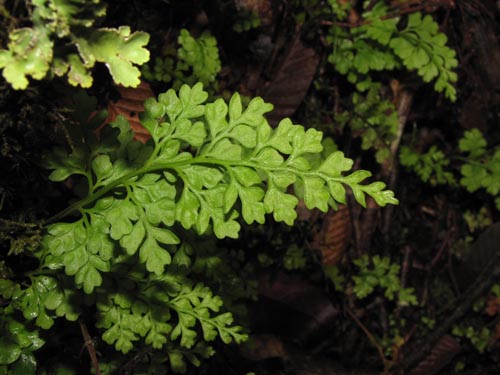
430 230 452 268
0 218 41 229
79 319 100 375
402 251 500 372
346 307 393 372
382 87 414 239
400 245 412 289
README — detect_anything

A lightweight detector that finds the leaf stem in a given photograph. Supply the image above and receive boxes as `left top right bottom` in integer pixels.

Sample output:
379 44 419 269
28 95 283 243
46 151 372 226
46 167 147 224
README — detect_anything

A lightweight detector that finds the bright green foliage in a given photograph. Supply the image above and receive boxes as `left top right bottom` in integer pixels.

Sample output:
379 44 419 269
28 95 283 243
41 83 397 279
70 26 150 87
177 29 221 86
0 83 397 372
0 27 53 90
95 275 246 355
458 128 487 158
458 129 500 200
460 152 500 195
336 84 398 163
0 307 44 375
0 275 79 336
328 3 457 100
352 255 417 306
31 0 107 38
169 283 246 346
0 1 150 89
20 276 65 329
460 153 500 195
400 128 500 210
390 12 458 101
142 29 221 90
400 145 456 186
44 83 397 237
326 1 457 169
142 55 178 83
328 24 400 87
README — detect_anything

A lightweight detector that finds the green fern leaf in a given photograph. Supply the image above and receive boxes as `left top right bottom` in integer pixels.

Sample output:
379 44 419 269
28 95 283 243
76 26 150 87
459 128 487 158
0 27 53 90
40 83 397 359
178 29 221 85
390 13 458 100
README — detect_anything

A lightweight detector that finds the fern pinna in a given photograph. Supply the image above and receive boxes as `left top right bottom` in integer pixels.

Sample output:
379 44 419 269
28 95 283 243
1 83 398 373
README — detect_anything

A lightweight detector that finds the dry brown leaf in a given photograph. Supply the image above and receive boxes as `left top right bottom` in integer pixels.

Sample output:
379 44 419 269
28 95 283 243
485 295 500 316
103 81 154 143
259 33 319 125
255 271 338 346
495 322 500 342
408 335 461 375
311 204 352 266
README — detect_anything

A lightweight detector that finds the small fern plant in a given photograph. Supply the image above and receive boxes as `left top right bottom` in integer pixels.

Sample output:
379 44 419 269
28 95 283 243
326 1 458 163
399 128 500 211
142 29 221 90
335 83 399 163
352 255 417 306
458 129 500 205
0 0 150 89
399 144 456 186
328 2 458 100
0 83 397 373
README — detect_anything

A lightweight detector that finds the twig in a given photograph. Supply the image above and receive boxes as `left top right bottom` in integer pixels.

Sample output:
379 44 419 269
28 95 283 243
402 251 500 372
400 246 412 289
0 218 40 229
430 230 452 268
346 307 393 372
394 246 413 318
382 87 414 239
79 319 100 375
